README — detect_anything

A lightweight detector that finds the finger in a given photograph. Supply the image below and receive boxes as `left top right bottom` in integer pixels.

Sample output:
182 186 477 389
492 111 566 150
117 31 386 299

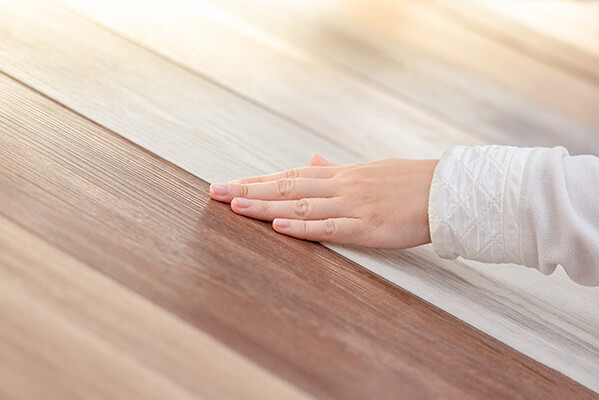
272 217 366 244
230 166 336 185
310 153 337 167
231 197 345 221
210 178 337 202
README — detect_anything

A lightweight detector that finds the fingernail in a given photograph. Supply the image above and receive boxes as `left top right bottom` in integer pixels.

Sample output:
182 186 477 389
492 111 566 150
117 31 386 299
211 184 229 196
274 218 291 229
234 198 251 208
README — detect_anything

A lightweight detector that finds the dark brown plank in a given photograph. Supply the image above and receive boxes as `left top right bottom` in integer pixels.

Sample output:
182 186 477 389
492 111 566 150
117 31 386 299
0 217 309 400
0 73 596 400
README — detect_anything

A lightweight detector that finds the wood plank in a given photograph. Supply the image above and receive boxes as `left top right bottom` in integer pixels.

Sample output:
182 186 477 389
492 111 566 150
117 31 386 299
331 0 599 132
57 0 482 161
0 219 310 400
435 1 599 85
34 0 599 392
470 1 599 58
1 73 597 399
0 3 599 390
175 0 599 154
206 0 599 131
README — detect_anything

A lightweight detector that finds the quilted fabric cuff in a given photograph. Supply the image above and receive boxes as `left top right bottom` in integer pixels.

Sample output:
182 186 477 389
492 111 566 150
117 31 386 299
428 145 533 264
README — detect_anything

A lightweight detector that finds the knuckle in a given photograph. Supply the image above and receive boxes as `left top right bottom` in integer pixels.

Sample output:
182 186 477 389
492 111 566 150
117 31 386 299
261 201 271 214
323 219 337 236
240 184 249 198
293 199 310 217
285 168 299 179
300 221 308 239
276 178 294 197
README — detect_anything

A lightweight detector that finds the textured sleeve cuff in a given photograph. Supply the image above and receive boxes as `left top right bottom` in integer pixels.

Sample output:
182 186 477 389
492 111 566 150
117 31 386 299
428 145 533 265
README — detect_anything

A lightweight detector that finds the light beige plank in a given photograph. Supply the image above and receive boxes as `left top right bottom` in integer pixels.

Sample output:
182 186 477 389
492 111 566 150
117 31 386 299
473 1 599 57
60 0 482 160
186 0 599 154
336 0 599 131
217 0 599 132
434 1 599 90
0 216 310 400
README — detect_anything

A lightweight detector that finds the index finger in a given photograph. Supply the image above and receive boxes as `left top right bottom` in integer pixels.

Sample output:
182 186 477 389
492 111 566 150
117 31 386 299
230 166 337 185
211 178 337 203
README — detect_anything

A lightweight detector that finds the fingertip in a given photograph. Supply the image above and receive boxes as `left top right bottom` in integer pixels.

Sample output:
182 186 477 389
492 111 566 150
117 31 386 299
209 184 219 199
231 197 251 212
273 218 291 230
209 183 231 201
230 197 240 213
310 153 323 166
310 153 335 167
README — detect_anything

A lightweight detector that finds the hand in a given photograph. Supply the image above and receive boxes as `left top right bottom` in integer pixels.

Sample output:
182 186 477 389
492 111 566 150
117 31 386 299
210 154 439 248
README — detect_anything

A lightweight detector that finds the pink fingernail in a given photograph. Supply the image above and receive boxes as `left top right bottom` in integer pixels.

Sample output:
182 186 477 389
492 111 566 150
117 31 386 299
274 219 291 229
234 198 251 208
211 184 229 196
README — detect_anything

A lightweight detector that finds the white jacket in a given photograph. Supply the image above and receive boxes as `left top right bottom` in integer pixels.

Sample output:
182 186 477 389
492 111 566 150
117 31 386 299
428 145 599 286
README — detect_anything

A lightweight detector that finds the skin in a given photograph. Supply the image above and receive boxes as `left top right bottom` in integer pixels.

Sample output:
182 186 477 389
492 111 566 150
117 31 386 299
209 153 439 249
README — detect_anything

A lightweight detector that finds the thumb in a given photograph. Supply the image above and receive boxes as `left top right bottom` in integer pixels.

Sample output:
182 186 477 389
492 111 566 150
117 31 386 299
310 153 336 167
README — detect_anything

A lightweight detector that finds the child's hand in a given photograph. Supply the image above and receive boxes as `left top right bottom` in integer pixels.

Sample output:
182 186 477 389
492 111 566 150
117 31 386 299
210 154 439 248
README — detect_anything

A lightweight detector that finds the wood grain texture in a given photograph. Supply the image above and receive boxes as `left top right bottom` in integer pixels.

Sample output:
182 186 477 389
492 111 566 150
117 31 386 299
192 0 599 154
436 0 599 85
58 0 483 161
344 0 599 132
11 0 599 392
469 1 599 58
0 0 359 185
1 73 597 399
0 215 310 399
254 0 595 136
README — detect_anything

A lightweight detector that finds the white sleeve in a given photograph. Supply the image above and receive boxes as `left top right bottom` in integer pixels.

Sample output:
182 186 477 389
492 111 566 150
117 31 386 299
428 145 599 286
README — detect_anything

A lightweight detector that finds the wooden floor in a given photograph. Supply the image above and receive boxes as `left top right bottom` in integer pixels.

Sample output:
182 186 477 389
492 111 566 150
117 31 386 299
1 0 598 398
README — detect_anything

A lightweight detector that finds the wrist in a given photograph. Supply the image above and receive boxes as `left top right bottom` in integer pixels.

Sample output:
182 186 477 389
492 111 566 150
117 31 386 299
423 159 440 245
